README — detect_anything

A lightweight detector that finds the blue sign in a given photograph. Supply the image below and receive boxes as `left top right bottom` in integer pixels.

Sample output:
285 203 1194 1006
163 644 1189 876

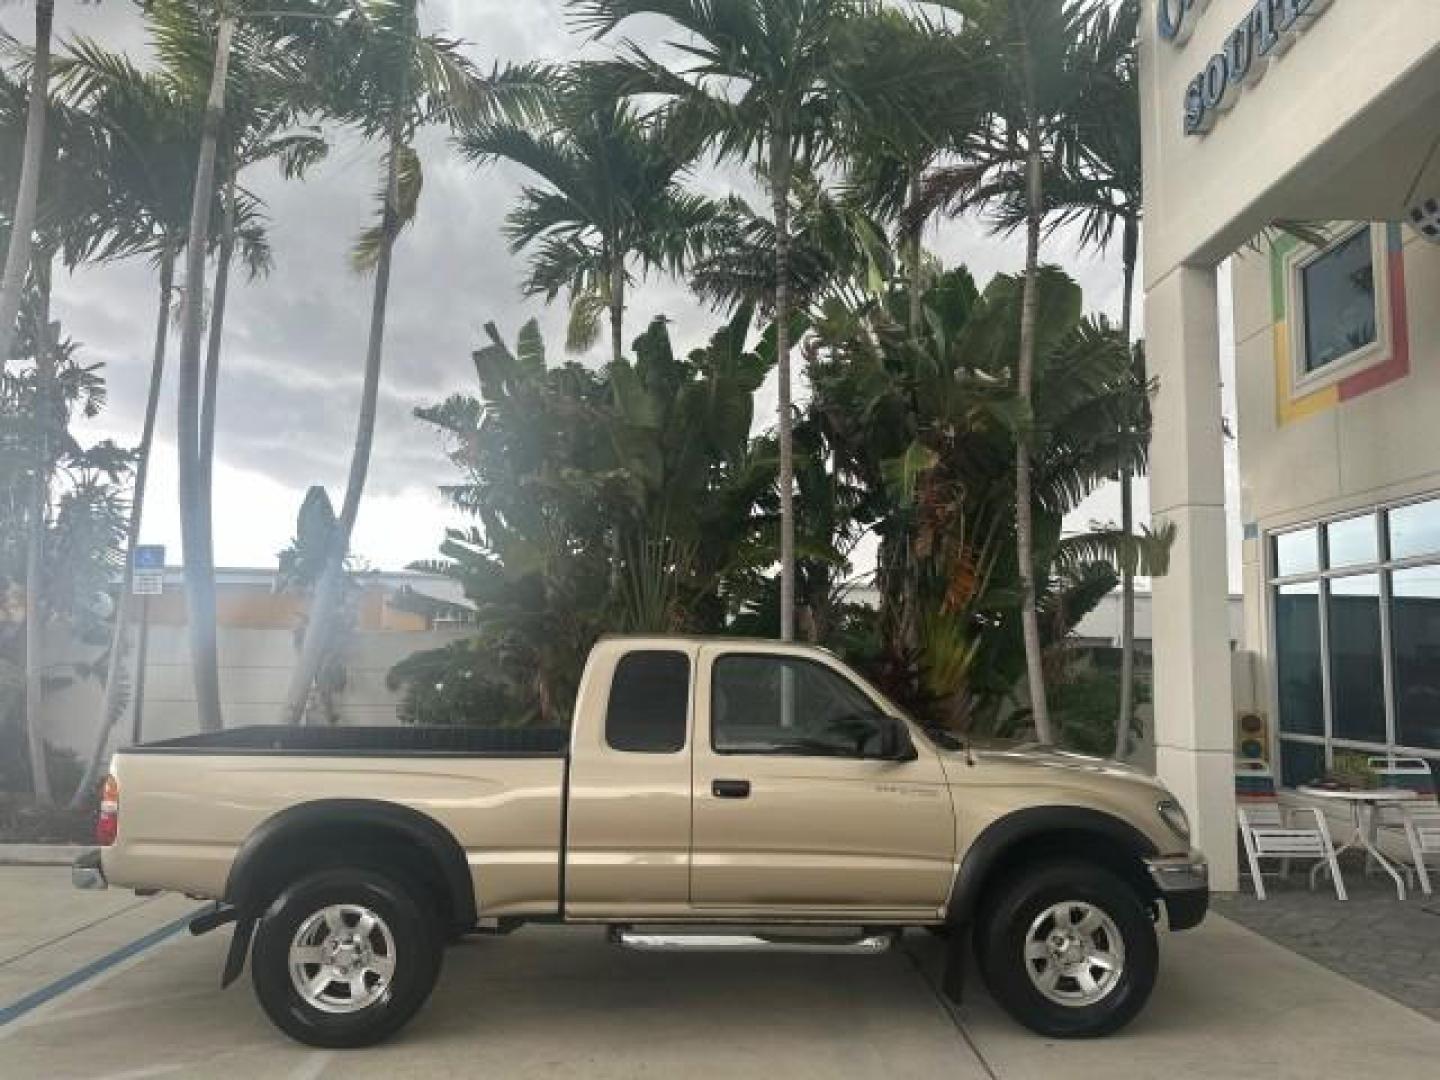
133 545 166 570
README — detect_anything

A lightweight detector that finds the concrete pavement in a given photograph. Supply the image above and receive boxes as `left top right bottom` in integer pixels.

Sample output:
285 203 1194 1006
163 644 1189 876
3 866 1439 1079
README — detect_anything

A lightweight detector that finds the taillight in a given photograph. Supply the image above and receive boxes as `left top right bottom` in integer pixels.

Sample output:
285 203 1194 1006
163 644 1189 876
96 775 119 846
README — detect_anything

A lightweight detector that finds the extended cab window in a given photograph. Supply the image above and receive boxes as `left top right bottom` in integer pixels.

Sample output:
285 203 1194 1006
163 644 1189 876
606 651 690 753
712 655 886 758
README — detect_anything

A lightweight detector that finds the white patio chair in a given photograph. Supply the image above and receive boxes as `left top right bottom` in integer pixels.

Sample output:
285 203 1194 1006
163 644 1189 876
1236 763 1347 901
1367 757 1440 897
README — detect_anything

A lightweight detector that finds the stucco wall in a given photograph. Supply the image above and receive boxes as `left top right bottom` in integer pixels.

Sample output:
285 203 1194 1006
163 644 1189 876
1142 0 1440 278
1232 228 1440 672
43 624 472 763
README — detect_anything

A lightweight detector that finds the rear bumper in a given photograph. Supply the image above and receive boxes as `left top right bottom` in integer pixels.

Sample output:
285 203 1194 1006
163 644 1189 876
1145 851 1209 931
72 848 108 891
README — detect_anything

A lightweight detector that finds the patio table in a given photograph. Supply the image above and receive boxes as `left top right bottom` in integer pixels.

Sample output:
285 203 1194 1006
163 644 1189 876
1296 785 1418 899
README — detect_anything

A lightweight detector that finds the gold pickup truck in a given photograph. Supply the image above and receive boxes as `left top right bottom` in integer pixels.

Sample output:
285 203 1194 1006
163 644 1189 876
74 635 1207 1048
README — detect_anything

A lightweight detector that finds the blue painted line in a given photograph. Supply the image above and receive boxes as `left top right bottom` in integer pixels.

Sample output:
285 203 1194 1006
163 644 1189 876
0 907 203 1028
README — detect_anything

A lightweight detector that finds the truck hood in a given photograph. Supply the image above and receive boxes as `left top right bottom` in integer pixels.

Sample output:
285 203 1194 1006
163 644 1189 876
939 740 1169 792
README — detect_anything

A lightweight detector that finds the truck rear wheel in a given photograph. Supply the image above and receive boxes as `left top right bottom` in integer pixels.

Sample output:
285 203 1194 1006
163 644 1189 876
251 867 443 1048
974 860 1157 1038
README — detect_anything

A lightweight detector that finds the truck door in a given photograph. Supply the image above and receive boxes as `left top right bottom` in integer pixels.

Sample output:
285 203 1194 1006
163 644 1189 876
564 644 696 919
689 645 957 915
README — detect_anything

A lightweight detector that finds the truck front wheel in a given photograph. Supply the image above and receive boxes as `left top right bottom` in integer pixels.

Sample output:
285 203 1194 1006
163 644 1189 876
250 867 443 1048
975 860 1157 1038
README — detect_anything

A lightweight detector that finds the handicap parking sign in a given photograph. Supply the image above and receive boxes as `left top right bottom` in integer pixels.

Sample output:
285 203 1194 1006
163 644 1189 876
132 545 166 595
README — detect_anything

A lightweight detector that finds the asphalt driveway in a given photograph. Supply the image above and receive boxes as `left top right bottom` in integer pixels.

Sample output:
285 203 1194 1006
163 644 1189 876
3 866 1439 1079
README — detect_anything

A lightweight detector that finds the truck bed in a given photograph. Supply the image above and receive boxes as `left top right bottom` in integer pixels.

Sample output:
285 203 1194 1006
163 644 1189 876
125 724 569 757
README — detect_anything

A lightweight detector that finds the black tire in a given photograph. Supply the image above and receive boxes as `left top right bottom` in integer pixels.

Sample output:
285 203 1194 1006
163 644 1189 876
974 860 1157 1038
250 867 443 1048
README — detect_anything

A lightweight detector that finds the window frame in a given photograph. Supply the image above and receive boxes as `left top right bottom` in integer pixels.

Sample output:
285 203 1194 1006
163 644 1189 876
708 651 892 760
1286 223 1391 398
1268 495 1440 783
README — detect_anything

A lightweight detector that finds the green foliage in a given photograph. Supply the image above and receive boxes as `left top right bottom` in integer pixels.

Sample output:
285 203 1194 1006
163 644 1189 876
275 487 365 724
1049 651 1149 758
807 261 1165 734
0 298 132 768
458 77 728 355
392 312 780 726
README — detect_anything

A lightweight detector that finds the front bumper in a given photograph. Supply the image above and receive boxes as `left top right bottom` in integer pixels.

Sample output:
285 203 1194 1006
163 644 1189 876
72 848 107 891
1145 851 1209 930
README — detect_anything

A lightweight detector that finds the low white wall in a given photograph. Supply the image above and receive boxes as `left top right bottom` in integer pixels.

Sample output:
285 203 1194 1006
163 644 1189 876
41 624 470 763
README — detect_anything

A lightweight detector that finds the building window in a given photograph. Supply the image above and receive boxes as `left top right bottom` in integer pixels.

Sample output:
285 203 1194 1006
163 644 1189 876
1298 226 1378 374
1270 498 1440 786
1391 566 1440 751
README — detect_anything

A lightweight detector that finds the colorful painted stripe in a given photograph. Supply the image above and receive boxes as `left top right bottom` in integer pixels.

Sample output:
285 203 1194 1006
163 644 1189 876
1269 224 1410 426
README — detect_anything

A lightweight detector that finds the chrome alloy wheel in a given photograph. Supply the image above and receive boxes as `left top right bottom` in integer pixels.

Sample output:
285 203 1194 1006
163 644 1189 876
1022 901 1125 1007
288 904 397 1014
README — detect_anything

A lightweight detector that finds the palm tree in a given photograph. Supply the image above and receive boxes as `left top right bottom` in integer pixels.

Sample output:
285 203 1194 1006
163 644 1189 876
160 0 333 733
144 2 325 707
280 0 549 724
911 0 1096 743
690 167 893 320
0 0 55 375
51 33 272 789
573 0 891 643
837 8 979 338
945 0 1144 753
169 1 239 733
2 282 133 804
459 82 720 365
1053 0 1144 756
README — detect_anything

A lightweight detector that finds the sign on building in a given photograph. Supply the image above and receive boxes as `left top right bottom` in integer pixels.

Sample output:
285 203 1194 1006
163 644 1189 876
132 545 166 596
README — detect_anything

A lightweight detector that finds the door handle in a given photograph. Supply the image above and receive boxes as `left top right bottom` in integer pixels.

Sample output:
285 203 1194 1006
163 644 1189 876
712 779 751 799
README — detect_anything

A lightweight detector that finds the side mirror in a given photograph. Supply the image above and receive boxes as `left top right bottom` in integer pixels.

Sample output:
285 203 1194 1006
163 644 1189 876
876 715 918 762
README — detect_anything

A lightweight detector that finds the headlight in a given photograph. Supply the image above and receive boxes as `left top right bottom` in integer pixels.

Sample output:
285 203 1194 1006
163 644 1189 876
1157 799 1191 842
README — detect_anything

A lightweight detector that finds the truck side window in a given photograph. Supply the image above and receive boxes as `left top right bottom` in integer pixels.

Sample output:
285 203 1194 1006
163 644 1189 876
606 651 690 753
712 655 885 757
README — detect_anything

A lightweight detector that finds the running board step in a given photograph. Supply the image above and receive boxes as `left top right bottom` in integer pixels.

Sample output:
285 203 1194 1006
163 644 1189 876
609 927 898 955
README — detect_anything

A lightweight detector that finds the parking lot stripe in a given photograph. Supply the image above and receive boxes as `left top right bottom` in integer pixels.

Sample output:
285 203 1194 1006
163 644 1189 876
0 896 156 968
0 908 202 1028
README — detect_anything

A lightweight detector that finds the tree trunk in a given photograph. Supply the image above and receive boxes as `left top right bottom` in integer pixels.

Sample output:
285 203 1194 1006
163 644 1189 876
770 127 796 643
71 242 175 807
24 258 55 804
906 163 924 339
282 118 404 724
1114 218 1139 761
199 172 236 576
609 251 624 365
0 0 55 376
1016 133 1051 745
176 13 235 734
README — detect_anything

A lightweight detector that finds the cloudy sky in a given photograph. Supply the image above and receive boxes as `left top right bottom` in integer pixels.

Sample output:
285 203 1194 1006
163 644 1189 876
7 0 1241 584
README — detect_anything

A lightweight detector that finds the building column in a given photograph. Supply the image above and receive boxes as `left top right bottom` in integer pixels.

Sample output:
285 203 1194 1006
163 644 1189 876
1146 263 1239 892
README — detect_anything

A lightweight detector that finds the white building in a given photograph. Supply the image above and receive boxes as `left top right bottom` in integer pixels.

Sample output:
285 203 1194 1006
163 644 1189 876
1141 0 1440 888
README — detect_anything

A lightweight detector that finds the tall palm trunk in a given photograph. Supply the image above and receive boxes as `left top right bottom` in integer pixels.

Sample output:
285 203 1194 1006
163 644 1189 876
770 127 796 643
283 115 404 725
609 251 625 365
0 0 55 376
24 256 54 803
905 163 924 339
1113 216 1139 760
1016 117 1051 744
176 13 236 734
72 241 175 807
197 171 236 588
